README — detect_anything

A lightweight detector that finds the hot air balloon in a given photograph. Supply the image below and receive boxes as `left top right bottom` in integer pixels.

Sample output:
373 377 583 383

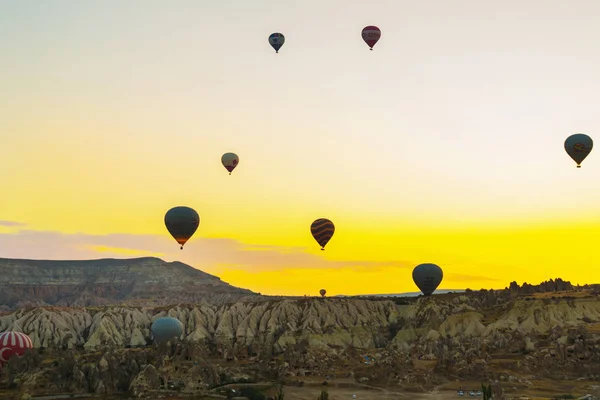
164 206 200 250
361 26 381 50
412 263 443 296
221 152 239 175
320 289 326 297
151 317 184 344
0 332 33 365
564 133 593 168
269 33 285 53
311 218 335 250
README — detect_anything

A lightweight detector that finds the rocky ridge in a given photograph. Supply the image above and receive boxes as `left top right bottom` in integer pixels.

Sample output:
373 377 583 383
0 257 256 310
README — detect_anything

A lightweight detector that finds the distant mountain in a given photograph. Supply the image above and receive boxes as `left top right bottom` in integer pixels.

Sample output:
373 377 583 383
0 257 256 310
335 289 466 298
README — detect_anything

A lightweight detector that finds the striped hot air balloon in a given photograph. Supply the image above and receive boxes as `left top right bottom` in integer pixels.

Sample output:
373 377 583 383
310 218 335 250
0 332 33 365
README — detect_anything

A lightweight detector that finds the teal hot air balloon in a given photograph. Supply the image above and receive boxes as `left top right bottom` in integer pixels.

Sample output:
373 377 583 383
311 218 335 250
151 317 184 344
164 206 200 250
412 263 443 296
564 133 593 168
269 33 285 53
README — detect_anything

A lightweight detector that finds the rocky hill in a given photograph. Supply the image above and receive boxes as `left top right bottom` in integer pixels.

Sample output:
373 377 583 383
0 257 256 310
0 281 599 399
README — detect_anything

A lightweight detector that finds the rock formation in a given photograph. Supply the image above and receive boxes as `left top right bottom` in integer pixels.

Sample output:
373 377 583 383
0 257 256 310
0 287 598 398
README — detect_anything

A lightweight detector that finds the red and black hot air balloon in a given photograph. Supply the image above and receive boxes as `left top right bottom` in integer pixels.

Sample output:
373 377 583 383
311 218 335 250
0 332 33 365
361 26 381 50
319 289 327 297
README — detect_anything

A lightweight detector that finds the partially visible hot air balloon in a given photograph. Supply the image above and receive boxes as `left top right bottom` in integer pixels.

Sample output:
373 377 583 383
269 33 285 53
164 206 200 250
311 218 335 250
0 332 33 365
151 317 184 344
320 289 326 297
565 133 593 168
361 26 381 50
412 263 443 296
221 152 239 175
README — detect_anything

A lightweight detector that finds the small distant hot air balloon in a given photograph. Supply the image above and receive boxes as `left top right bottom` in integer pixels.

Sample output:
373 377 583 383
361 26 381 50
565 133 593 168
0 332 33 365
269 33 285 53
221 152 239 175
151 317 184 344
164 206 200 250
412 263 443 296
311 218 335 250
320 289 327 297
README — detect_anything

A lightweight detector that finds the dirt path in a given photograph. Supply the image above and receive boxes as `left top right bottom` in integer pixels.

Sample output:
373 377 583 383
283 385 459 400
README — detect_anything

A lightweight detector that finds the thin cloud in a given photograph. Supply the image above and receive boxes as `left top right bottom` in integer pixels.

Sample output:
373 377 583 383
0 229 415 274
0 220 26 227
445 273 501 282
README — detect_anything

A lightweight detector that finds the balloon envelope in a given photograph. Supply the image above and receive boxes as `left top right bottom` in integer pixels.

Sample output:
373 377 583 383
164 206 200 249
269 33 285 53
0 332 33 365
221 152 239 174
320 289 326 297
361 26 381 49
412 263 443 296
564 133 593 167
151 317 184 344
311 218 335 250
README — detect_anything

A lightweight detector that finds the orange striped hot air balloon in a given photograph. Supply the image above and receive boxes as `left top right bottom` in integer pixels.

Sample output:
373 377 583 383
310 218 335 250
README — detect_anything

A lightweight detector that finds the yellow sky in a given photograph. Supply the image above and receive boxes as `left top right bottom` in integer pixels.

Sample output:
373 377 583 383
1 1 599 296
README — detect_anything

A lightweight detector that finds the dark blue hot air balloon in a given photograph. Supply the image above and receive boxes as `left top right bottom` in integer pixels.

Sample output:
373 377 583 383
151 317 183 343
268 33 285 53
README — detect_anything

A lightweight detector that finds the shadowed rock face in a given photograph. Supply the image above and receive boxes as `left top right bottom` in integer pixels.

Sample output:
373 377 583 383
0 257 255 309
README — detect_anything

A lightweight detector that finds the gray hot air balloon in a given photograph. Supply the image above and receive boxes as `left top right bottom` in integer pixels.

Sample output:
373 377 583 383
151 317 184 344
164 206 200 250
221 152 239 175
564 133 593 168
412 263 443 296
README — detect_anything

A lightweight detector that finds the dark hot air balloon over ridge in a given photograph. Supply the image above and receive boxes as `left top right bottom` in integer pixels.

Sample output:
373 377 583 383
164 206 200 250
412 263 443 296
320 289 327 297
311 218 335 250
